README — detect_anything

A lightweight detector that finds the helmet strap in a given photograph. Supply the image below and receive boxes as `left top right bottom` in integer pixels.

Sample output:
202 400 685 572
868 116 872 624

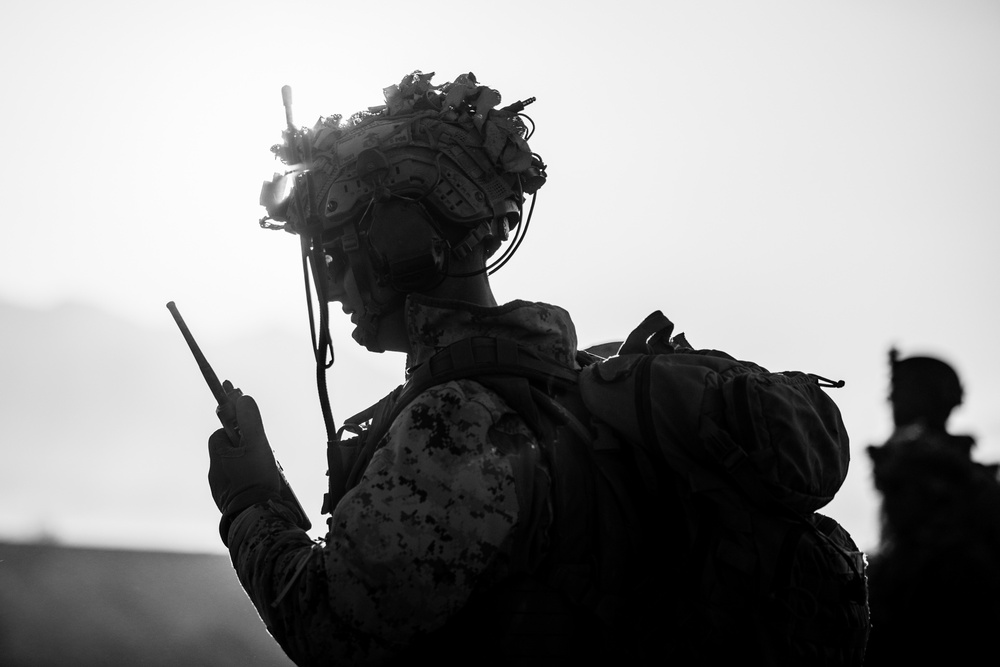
339 224 408 353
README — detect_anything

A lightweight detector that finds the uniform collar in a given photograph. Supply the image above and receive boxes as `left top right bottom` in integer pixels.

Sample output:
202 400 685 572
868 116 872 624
403 294 579 373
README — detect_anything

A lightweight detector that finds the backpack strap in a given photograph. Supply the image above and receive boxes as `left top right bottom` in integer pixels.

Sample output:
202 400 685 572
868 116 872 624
323 385 405 514
418 337 579 388
392 337 580 438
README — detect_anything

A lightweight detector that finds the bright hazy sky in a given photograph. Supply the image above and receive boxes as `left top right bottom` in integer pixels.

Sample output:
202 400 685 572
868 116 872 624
2 0 999 551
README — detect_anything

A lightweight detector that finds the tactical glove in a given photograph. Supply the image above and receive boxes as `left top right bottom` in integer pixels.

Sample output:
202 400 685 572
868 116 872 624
208 393 282 544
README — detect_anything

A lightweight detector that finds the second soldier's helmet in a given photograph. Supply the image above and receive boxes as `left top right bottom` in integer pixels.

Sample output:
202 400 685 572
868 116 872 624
889 349 964 428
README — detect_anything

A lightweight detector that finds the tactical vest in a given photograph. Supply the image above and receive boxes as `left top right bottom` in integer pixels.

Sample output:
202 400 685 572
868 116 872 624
326 354 664 665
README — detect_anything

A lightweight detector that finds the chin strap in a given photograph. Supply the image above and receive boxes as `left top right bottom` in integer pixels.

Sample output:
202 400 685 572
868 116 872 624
340 225 382 352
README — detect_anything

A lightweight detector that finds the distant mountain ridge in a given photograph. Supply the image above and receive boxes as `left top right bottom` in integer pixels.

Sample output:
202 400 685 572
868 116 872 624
0 540 293 666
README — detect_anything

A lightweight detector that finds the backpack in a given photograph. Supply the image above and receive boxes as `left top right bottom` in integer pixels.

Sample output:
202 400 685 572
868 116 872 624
578 311 870 664
327 310 870 665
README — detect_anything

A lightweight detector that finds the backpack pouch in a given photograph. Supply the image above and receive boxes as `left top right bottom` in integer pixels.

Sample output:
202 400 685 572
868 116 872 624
579 352 850 514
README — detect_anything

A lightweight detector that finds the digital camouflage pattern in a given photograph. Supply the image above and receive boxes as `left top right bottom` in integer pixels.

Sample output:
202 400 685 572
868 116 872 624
404 296 579 371
225 297 579 666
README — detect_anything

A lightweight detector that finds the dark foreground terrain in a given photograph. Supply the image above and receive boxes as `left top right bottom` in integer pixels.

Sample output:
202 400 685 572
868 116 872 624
0 541 293 666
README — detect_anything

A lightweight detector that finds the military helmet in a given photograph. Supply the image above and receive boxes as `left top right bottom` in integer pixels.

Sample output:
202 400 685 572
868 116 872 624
259 71 546 264
889 349 964 428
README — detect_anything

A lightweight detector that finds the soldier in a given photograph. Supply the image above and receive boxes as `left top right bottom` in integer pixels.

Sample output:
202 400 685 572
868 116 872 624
205 72 623 666
205 71 871 667
865 350 1000 665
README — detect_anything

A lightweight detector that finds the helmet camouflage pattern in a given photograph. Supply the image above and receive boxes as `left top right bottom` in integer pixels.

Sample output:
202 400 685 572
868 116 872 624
259 71 546 257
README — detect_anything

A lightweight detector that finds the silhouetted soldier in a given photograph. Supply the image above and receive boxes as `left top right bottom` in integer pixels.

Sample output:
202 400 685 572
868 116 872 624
200 71 868 666
866 350 1000 665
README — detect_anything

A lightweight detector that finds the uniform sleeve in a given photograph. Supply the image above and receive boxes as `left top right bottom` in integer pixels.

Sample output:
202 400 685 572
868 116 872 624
226 380 531 666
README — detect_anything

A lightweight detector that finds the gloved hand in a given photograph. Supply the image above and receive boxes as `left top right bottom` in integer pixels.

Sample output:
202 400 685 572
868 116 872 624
208 392 282 544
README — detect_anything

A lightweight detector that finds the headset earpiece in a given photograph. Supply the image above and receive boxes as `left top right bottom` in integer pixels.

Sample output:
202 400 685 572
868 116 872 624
366 199 448 293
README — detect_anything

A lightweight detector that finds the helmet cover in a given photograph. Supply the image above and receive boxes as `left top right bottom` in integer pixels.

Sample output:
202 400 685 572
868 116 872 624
260 71 546 252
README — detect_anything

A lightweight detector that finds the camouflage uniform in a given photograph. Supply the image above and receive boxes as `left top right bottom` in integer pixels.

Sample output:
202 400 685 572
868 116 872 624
225 296 580 666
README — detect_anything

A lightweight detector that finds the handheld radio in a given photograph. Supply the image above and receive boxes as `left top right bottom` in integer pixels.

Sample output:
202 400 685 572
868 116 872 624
167 301 311 530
